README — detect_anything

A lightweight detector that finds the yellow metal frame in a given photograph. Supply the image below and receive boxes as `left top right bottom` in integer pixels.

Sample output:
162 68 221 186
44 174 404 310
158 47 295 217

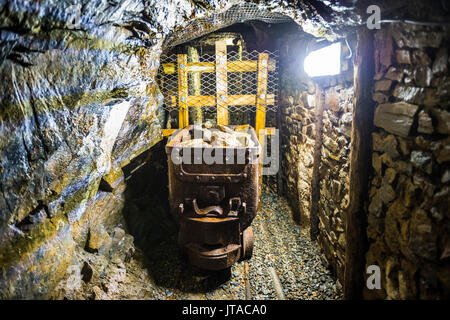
177 54 189 129
161 40 275 148
162 60 276 74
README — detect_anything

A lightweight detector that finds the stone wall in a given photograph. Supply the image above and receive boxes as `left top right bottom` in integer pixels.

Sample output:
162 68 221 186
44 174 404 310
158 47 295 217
365 24 450 299
278 33 354 285
318 76 353 283
278 33 317 225
280 88 317 225
0 0 169 299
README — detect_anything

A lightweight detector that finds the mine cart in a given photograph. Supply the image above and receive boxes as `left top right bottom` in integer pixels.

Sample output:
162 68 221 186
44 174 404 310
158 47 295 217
158 35 278 270
166 125 260 270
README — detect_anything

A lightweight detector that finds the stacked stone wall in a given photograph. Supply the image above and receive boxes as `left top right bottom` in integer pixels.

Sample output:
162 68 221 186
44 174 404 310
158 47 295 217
366 24 450 299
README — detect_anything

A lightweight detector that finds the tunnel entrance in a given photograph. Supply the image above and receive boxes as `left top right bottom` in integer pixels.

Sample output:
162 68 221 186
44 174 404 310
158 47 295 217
116 17 354 299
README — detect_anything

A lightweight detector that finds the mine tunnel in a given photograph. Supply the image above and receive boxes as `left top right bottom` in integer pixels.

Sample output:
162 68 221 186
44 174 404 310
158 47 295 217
0 1 449 301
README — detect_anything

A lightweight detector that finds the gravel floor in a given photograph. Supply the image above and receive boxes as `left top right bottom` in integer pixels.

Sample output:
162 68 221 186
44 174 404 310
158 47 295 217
55 185 342 300
243 188 342 300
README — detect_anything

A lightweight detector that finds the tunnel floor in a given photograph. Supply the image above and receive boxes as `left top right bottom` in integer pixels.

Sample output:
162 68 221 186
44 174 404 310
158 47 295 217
52 185 342 300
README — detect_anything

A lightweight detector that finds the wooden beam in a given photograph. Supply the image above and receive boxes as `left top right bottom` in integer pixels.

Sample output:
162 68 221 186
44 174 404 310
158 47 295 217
188 46 202 123
162 63 175 74
177 54 188 128
188 62 214 73
228 94 255 106
171 95 177 109
255 53 269 198
228 60 276 72
163 62 213 74
216 40 228 125
227 60 256 72
344 28 374 300
187 95 216 107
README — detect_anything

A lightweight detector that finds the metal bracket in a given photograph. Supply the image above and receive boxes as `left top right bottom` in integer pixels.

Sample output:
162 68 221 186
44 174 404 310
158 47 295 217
191 198 224 217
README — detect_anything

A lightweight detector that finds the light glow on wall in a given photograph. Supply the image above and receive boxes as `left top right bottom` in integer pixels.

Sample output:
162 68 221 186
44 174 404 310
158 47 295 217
304 42 341 77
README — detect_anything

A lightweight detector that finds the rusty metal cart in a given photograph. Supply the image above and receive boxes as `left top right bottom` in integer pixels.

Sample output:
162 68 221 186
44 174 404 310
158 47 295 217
158 37 278 270
166 125 260 270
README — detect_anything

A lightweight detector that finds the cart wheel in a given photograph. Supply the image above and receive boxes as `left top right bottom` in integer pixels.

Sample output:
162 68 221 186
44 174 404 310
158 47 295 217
241 226 254 260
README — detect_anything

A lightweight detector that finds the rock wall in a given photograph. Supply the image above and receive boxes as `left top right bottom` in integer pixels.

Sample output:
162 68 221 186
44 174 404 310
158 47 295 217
0 0 198 299
317 76 353 283
278 33 317 225
4 0 448 300
280 87 317 225
365 24 450 299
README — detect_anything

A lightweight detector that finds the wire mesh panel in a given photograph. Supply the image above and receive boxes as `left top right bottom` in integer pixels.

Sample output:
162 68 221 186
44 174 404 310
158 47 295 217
157 47 279 128
166 3 292 48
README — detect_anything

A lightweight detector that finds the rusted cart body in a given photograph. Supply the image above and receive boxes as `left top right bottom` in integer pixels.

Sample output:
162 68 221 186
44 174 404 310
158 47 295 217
165 125 260 270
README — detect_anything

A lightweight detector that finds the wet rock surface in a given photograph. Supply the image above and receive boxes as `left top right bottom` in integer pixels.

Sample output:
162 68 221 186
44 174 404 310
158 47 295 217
51 185 341 300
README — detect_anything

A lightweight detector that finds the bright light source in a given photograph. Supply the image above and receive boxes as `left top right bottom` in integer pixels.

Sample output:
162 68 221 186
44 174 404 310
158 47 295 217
304 42 341 77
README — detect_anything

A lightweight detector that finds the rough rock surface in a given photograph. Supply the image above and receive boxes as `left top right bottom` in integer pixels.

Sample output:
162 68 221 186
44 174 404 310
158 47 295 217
0 0 165 298
368 23 450 299
318 82 353 284
1 0 450 300
374 102 419 137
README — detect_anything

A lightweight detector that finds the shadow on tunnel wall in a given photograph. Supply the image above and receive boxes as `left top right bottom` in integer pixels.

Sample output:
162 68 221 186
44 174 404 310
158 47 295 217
121 140 230 293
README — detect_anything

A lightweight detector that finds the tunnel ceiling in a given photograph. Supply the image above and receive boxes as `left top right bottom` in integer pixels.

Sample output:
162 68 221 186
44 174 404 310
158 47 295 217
1 1 448 59
162 0 361 46
162 0 450 47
